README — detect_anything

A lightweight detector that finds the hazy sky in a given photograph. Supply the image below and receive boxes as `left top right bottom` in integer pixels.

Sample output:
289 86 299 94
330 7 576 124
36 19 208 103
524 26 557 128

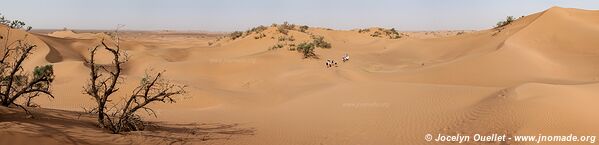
2 0 599 31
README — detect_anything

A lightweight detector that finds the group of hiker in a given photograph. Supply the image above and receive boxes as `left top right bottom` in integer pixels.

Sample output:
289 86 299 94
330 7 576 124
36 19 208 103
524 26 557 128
325 53 349 68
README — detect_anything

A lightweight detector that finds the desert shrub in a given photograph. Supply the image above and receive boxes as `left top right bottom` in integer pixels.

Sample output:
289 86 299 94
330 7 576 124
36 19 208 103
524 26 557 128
0 14 54 110
299 25 309 32
254 33 266 39
25 65 55 107
495 16 515 29
277 26 288 35
229 31 243 40
277 36 286 41
295 42 317 59
370 31 382 37
375 28 401 39
358 29 370 33
278 35 295 42
386 28 399 36
276 21 296 35
247 25 267 34
311 36 331 49
280 21 294 30
84 28 186 134
269 44 284 50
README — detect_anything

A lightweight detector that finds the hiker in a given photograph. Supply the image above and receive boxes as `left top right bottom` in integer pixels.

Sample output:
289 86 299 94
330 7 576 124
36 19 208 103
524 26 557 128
342 53 349 62
333 60 338 67
325 59 338 68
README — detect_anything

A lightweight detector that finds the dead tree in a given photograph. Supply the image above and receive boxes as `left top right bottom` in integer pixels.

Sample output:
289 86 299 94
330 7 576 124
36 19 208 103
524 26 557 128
84 26 186 133
0 14 54 110
106 71 186 133
83 40 124 129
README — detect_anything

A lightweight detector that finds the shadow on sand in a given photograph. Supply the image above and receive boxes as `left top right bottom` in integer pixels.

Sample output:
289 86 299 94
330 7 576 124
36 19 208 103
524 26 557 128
0 107 255 145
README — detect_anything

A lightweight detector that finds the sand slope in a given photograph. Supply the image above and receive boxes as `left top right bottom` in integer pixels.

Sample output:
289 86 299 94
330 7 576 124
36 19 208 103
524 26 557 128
1 7 599 145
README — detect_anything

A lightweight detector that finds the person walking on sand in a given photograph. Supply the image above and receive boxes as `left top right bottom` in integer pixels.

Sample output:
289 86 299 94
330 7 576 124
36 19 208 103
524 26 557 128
342 53 349 62
326 59 338 68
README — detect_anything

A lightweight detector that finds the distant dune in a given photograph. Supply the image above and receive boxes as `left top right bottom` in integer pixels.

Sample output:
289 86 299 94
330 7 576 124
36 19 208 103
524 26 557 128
1 6 599 145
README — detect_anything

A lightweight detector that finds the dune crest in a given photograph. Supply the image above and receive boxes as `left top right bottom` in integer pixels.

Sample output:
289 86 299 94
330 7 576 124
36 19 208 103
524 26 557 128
1 7 599 145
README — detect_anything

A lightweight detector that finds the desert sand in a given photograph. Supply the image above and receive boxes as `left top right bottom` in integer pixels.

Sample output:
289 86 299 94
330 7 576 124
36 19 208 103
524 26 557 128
1 6 599 145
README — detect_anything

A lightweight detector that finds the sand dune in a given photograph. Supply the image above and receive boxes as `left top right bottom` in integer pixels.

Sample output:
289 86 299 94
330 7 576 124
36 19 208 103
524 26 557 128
1 6 599 145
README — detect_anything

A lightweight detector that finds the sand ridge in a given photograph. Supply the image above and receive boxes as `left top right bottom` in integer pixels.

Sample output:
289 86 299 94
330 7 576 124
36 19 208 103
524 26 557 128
0 6 599 145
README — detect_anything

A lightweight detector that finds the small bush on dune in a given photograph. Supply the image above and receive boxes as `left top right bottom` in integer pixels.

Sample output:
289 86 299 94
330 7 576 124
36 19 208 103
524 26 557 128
383 28 401 39
299 25 309 32
276 21 296 35
311 36 331 49
370 31 382 37
387 28 399 36
254 33 266 39
278 35 295 42
495 16 515 29
247 25 267 34
279 34 332 58
229 31 243 40
277 26 288 35
269 44 284 50
277 36 286 41
280 21 294 30
295 42 317 59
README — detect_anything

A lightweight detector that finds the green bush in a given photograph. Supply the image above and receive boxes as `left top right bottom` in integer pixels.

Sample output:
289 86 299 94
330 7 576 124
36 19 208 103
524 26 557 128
276 21 296 35
311 36 331 49
278 35 295 41
229 31 243 40
295 42 317 59
33 65 54 80
370 31 382 37
495 16 515 29
247 25 267 34
277 26 288 35
280 21 294 30
387 28 399 36
254 33 266 39
269 44 284 50
299 25 309 32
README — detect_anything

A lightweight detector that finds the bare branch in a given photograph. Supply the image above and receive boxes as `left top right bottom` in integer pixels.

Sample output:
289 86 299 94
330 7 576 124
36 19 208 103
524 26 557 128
0 22 54 107
83 26 187 133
